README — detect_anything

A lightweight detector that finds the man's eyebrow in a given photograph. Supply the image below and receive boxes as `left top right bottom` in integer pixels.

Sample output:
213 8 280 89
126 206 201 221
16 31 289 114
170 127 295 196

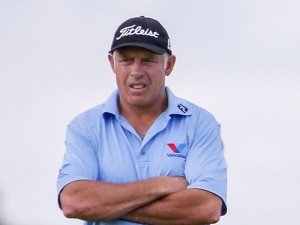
116 52 130 58
143 53 158 59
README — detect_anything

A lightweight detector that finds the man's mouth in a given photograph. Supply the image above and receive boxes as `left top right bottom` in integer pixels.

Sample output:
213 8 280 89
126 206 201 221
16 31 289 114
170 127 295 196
130 84 146 89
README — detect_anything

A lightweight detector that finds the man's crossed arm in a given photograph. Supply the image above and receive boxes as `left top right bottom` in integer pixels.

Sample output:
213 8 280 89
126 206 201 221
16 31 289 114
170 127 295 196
60 177 222 225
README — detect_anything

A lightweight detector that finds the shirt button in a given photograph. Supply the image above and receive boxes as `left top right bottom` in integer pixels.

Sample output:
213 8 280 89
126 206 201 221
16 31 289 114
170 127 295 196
141 151 145 155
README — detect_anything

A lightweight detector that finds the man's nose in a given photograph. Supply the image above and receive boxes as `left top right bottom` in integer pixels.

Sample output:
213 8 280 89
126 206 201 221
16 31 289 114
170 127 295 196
130 62 144 77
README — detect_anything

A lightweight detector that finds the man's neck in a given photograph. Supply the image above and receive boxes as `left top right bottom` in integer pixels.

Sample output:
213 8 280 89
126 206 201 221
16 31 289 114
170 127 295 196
119 100 167 138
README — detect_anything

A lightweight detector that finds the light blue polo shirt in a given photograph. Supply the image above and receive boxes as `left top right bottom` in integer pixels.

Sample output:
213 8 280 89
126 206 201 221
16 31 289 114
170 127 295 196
57 87 227 225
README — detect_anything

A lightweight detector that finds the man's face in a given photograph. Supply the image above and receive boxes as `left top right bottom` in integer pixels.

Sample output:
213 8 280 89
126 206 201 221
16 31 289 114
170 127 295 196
108 47 175 112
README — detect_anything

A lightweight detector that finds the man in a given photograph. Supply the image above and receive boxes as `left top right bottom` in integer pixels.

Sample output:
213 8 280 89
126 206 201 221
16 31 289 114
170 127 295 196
57 16 227 225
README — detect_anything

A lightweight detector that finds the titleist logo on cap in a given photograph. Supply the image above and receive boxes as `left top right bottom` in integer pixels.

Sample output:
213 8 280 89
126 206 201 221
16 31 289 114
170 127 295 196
116 24 160 40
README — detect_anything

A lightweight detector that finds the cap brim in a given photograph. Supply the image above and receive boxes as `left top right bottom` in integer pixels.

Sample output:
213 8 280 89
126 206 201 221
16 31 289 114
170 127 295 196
109 42 166 54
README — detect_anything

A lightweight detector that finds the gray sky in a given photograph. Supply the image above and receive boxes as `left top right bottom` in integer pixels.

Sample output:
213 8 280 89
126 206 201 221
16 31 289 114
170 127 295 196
0 1 299 225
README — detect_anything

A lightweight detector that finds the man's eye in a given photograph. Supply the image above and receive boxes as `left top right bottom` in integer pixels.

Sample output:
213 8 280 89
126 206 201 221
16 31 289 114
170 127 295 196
119 59 130 63
144 59 156 63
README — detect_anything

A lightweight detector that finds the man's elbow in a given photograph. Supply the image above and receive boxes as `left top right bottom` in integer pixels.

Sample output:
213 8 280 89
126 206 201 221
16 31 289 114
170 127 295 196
61 198 115 221
60 193 94 220
200 201 222 224
62 202 102 221
62 206 78 218
59 187 96 220
61 199 88 219
205 207 221 224
189 200 221 225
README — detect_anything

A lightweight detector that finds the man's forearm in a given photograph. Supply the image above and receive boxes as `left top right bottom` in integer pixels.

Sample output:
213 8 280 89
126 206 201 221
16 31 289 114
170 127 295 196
121 189 222 225
60 176 187 221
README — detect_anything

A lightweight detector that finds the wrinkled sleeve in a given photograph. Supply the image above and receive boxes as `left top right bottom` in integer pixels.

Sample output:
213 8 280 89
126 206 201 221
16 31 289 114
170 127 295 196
57 119 99 207
185 113 227 215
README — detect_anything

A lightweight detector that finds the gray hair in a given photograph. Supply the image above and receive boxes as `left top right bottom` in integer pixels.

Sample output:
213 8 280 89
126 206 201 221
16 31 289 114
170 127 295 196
111 51 170 69
163 52 170 69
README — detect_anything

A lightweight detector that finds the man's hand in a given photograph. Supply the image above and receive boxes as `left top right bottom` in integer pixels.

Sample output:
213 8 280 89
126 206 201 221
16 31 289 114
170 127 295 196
155 176 188 195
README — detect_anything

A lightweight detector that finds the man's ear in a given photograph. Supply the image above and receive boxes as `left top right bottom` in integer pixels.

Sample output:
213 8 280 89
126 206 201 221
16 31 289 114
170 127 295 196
108 53 115 73
165 55 176 76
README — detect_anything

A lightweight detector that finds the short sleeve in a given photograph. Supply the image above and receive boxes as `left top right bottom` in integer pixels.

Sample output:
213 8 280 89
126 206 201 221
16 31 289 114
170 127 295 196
185 114 227 215
57 121 99 203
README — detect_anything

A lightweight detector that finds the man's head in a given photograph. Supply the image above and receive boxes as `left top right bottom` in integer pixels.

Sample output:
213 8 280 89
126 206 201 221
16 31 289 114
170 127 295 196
108 16 176 112
109 16 172 55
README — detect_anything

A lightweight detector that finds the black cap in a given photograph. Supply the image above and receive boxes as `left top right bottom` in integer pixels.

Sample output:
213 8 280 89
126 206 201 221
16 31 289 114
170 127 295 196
109 16 172 55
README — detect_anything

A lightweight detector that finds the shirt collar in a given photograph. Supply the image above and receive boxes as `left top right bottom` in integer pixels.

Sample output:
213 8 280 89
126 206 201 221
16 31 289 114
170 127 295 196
165 87 192 116
103 87 192 117
103 89 120 117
